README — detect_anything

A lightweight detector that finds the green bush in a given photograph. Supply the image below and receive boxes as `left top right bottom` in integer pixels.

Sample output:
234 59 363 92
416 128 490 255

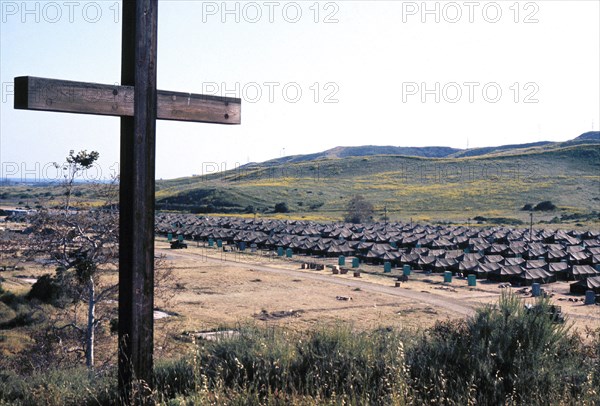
1 296 598 405
154 358 196 400
534 200 557 211
0 367 116 406
406 293 593 404
195 324 410 404
26 274 62 304
274 202 289 213
0 290 18 307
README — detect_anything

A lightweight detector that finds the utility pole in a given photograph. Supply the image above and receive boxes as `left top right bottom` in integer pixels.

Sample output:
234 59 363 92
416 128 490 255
384 205 388 226
529 211 533 242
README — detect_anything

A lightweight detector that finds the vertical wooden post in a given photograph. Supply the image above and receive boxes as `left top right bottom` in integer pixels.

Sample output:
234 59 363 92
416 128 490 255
118 0 158 402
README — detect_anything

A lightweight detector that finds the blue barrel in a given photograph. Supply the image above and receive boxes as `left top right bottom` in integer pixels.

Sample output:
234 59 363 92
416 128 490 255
277 247 284 256
532 283 541 297
384 262 392 273
286 248 293 258
239 241 246 251
217 239 222 248
167 233 173 242
444 271 452 283
208 238 214 247
352 258 360 268
468 274 476 286
338 255 345 266
585 290 596 305
403 264 411 276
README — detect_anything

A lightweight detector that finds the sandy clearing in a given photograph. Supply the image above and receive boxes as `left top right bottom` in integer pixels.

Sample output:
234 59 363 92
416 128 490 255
155 241 600 335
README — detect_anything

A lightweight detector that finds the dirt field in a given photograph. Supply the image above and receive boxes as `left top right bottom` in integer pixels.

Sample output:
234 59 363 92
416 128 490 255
153 240 600 339
2 236 599 358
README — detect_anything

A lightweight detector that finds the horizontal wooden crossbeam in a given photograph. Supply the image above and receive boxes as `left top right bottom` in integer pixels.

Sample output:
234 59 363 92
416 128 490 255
14 76 241 125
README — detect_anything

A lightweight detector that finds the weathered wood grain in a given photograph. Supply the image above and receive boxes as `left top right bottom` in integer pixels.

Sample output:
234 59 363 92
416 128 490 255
118 0 157 401
14 76 241 125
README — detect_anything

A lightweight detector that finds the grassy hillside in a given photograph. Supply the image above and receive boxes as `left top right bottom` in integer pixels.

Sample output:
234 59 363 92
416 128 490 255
155 142 600 224
2 134 598 225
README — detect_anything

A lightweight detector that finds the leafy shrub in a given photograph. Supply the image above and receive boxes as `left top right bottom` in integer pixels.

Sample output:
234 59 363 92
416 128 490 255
309 202 324 210
154 358 196 400
274 202 289 213
196 324 410 404
0 308 37 329
0 367 116 406
534 200 557 211
0 290 17 306
344 195 374 224
26 274 64 305
406 293 591 404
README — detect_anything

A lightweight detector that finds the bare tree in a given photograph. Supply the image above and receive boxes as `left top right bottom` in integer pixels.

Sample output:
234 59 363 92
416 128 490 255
24 150 178 370
26 150 119 369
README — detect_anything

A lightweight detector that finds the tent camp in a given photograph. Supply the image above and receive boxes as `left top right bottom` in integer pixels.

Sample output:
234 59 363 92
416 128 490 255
570 276 600 294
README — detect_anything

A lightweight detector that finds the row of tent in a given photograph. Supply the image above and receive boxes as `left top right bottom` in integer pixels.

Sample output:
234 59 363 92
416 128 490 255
156 214 600 285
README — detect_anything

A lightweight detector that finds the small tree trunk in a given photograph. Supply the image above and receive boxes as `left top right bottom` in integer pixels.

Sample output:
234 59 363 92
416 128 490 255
86 277 95 369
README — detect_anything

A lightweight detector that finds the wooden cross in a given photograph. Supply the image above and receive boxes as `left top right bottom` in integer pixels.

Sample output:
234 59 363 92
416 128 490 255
14 0 240 401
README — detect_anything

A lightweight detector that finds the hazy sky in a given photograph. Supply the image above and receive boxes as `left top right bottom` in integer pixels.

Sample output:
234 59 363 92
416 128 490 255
1 0 598 180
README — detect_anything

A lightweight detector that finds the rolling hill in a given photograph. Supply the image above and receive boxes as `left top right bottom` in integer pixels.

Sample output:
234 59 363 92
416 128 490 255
155 132 600 223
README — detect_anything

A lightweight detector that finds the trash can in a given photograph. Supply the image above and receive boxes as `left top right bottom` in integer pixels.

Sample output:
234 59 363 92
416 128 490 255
384 262 392 273
444 271 452 283
338 255 345 266
352 258 360 268
585 290 596 305
532 283 541 297
468 274 476 287
403 264 411 276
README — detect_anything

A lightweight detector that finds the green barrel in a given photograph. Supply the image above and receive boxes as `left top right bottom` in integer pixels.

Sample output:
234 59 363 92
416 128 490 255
403 264 411 276
444 271 452 283
338 256 345 266
167 233 173 242
277 247 284 256
208 238 214 247
286 248 293 258
217 239 222 248
384 262 392 273
352 258 360 268
468 274 476 286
